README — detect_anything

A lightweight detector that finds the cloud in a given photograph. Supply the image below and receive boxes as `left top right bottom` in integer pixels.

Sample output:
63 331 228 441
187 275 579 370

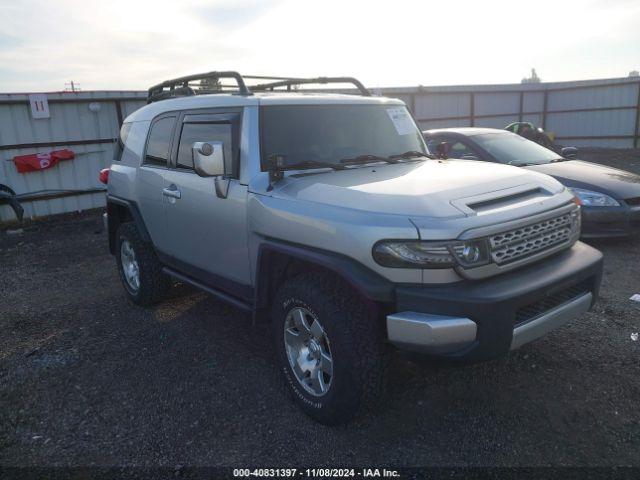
0 0 638 92
190 0 274 29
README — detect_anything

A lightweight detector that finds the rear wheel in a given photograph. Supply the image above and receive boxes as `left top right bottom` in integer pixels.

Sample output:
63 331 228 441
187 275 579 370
116 223 169 306
271 272 388 424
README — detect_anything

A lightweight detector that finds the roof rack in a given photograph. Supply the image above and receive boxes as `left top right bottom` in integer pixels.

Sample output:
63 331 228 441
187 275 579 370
147 71 252 103
147 72 370 103
247 76 371 96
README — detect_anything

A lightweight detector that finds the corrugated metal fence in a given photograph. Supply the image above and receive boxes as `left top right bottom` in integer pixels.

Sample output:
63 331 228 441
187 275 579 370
1 76 639 222
0 91 145 222
380 76 640 148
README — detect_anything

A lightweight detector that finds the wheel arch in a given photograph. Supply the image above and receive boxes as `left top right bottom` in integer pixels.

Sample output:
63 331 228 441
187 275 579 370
253 239 394 323
107 196 152 254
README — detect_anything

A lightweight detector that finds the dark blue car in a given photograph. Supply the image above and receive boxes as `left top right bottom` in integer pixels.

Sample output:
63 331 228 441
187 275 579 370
423 128 640 238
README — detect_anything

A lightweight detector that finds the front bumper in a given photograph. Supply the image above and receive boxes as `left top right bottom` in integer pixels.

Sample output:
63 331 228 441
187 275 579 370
581 204 640 238
386 241 603 363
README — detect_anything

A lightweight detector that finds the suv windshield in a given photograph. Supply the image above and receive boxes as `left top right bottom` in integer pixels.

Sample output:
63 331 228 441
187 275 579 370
261 104 427 169
474 133 561 166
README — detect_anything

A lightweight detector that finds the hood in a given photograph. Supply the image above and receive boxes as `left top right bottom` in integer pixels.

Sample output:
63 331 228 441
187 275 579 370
272 160 564 219
525 160 640 200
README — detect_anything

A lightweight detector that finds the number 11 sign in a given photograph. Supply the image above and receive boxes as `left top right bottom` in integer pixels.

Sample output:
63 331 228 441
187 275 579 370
29 93 50 119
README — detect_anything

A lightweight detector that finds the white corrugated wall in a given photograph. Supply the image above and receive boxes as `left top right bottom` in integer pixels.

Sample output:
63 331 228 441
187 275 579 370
0 91 146 222
380 76 640 148
1 77 639 222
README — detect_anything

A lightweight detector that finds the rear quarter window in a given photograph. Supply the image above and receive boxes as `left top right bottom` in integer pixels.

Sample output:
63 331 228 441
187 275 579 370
114 123 132 161
144 117 176 167
118 122 148 165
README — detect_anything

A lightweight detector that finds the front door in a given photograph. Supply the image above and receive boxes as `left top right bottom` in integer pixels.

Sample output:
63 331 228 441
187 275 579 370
161 111 251 298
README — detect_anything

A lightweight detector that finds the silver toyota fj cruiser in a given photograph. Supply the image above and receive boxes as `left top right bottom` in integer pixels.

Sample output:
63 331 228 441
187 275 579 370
105 72 603 424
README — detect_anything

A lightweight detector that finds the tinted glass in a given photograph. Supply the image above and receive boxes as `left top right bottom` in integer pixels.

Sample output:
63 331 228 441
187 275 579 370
114 122 132 161
261 105 427 168
177 123 233 171
425 138 438 154
448 141 478 159
145 117 175 167
473 132 561 165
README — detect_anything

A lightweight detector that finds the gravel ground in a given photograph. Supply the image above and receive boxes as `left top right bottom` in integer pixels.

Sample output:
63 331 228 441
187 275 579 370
1 149 639 469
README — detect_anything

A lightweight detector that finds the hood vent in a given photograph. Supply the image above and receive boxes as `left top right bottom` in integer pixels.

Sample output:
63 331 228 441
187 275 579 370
467 188 546 214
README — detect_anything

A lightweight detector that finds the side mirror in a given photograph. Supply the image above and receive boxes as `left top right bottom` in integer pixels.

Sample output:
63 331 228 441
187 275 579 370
193 141 225 177
435 142 450 160
561 146 578 159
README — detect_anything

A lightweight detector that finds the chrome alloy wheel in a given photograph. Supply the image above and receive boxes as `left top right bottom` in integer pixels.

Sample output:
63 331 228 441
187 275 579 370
283 307 334 396
120 239 140 292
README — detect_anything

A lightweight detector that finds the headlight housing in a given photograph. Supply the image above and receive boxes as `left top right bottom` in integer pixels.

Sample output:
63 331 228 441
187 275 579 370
373 239 490 269
568 188 620 207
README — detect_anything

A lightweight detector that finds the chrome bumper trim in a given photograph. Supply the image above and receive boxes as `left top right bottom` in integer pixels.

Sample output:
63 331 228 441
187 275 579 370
510 292 592 350
386 312 477 354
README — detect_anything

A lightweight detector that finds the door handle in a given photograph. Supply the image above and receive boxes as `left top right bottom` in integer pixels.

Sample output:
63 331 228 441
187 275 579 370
162 186 181 199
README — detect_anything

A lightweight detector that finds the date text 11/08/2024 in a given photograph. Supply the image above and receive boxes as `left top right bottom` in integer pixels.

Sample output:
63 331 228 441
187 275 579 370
233 468 401 478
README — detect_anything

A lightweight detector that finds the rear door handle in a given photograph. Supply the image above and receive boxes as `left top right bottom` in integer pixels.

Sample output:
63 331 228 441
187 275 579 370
162 185 181 199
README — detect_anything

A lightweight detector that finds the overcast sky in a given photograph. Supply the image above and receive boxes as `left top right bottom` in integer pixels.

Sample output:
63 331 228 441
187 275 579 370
0 0 638 92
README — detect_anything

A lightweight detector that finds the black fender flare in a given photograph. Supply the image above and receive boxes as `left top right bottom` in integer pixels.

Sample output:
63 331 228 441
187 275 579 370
106 195 152 252
254 239 394 318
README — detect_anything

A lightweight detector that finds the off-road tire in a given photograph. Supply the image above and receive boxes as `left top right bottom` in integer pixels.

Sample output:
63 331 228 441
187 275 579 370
271 272 389 424
116 222 169 306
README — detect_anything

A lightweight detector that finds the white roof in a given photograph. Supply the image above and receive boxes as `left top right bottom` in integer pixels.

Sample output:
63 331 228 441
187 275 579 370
125 92 405 122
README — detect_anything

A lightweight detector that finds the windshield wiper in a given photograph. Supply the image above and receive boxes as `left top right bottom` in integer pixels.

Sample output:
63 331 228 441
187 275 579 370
339 154 398 165
389 150 434 160
284 160 347 171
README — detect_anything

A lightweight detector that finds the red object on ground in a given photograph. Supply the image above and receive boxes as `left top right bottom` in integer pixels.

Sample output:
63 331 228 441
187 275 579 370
13 149 75 173
99 168 110 184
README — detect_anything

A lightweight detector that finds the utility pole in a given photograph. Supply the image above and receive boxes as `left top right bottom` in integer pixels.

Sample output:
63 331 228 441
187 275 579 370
64 81 81 92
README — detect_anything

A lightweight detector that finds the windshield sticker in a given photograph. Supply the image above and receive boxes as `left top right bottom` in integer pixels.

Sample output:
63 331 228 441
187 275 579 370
386 108 415 135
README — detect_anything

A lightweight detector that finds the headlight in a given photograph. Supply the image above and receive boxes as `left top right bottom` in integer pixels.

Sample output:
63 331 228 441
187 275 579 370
373 239 490 269
568 188 620 207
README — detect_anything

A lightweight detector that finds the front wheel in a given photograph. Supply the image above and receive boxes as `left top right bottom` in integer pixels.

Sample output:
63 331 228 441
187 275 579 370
271 272 388 424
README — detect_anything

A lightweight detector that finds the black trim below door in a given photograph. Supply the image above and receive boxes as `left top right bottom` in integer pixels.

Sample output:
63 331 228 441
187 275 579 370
155 248 254 304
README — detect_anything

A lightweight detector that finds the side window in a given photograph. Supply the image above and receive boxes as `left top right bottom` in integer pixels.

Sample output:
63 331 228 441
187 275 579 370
177 122 233 172
425 137 439 154
448 141 479 160
114 123 132 161
144 117 175 167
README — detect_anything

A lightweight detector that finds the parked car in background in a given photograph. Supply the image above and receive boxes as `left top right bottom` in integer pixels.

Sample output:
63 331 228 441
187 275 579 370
505 121 554 148
424 128 640 238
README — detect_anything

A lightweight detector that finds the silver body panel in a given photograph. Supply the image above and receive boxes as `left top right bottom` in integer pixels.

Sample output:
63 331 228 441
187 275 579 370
162 171 252 285
109 93 578 290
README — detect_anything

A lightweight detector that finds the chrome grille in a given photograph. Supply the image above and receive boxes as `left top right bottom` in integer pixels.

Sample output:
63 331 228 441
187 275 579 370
489 213 574 265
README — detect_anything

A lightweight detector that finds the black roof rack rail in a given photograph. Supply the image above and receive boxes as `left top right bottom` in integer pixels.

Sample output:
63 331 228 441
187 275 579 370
146 72 371 103
147 71 252 103
248 76 371 96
